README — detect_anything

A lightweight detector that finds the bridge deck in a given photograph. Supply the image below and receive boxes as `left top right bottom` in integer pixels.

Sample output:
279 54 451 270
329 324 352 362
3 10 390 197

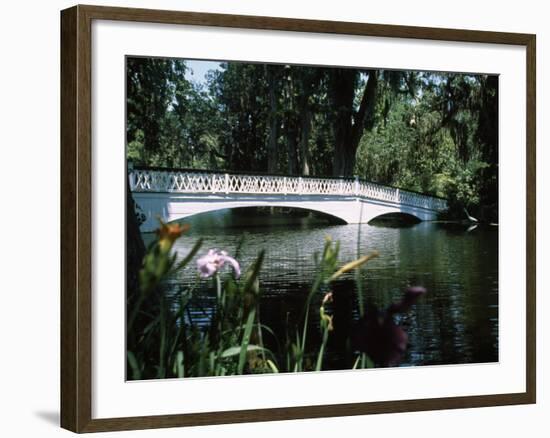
129 168 447 213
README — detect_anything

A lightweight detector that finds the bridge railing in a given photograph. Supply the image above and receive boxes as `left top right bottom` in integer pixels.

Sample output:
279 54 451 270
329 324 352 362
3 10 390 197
129 169 448 212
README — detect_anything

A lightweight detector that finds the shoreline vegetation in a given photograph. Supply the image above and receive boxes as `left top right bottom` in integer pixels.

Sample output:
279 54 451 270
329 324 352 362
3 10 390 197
126 221 428 380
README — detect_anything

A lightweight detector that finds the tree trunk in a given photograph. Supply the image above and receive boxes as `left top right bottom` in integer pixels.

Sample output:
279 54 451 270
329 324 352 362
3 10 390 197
299 100 311 176
266 66 279 173
126 181 146 345
331 69 356 177
126 183 145 304
283 69 299 175
286 120 299 175
331 69 378 177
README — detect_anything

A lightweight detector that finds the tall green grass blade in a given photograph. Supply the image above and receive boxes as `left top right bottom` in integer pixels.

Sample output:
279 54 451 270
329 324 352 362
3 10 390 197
294 331 302 372
299 272 323 362
172 238 204 273
158 298 167 379
315 327 329 371
173 350 185 378
256 306 266 362
355 219 365 317
237 308 256 374
141 314 160 335
209 351 216 374
221 344 264 358
234 233 246 259
127 351 141 380
242 251 265 295
355 267 364 318
266 359 279 373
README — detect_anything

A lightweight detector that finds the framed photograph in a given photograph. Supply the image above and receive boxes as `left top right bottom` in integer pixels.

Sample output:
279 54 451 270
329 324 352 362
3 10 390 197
60 4 536 433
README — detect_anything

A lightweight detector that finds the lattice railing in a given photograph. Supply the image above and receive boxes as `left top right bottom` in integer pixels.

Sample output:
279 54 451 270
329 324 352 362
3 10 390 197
129 169 447 212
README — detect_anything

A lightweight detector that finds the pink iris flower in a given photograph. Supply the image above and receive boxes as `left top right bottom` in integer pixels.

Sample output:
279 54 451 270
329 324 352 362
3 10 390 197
197 249 241 279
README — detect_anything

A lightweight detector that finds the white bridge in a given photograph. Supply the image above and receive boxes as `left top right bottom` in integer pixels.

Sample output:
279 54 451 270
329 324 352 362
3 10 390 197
129 168 448 232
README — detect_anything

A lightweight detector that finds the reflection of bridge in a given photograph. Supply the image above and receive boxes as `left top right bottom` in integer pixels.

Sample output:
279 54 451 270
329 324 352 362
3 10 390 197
129 167 448 232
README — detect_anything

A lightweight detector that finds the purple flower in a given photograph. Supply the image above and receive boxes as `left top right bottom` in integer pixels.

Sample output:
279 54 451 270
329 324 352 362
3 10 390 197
354 286 426 367
196 249 241 279
355 312 408 367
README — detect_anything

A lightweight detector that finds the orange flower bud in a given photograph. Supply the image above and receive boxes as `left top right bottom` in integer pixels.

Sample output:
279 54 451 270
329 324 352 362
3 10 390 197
156 221 189 252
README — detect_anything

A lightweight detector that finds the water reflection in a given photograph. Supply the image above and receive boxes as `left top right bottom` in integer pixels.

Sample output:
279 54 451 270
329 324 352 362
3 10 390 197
145 211 498 368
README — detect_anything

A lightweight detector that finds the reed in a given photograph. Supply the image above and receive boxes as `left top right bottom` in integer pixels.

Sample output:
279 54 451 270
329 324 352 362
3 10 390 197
127 221 398 380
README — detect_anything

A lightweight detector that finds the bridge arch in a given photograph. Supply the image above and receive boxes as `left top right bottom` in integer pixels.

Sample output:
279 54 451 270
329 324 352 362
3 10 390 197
367 211 423 225
162 205 348 227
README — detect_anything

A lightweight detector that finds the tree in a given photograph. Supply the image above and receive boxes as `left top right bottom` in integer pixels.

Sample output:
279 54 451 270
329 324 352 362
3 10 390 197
329 69 378 177
209 63 270 172
127 58 181 163
265 65 281 173
125 57 499 220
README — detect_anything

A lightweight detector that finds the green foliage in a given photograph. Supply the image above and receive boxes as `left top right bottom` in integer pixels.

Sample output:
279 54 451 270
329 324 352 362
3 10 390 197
355 72 498 220
126 226 384 379
127 58 498 221
443 159 490 214
126 231 272 379
127 58 222 169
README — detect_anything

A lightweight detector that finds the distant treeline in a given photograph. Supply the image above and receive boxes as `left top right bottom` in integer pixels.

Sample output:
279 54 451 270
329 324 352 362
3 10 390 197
127 58 498 221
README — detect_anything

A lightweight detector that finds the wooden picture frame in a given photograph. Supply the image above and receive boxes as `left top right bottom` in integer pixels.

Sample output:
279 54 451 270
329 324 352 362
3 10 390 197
60 4 536 433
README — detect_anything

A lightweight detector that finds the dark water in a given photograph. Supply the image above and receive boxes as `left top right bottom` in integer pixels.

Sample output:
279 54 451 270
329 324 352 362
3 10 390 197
146 212 498 368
